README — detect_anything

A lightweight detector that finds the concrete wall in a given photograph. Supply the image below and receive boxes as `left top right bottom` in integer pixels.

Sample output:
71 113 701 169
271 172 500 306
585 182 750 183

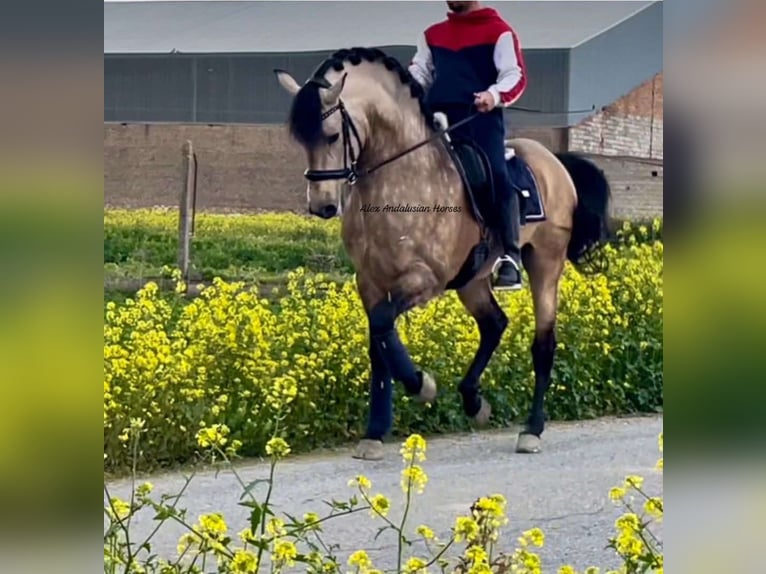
569 73 663 160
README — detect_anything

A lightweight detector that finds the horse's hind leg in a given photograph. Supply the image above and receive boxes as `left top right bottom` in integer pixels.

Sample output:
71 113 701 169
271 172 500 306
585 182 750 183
456 278 509 425
516 242 565 453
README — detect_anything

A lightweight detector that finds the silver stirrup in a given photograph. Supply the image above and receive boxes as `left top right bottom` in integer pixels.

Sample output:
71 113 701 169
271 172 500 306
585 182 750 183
492 256 518 273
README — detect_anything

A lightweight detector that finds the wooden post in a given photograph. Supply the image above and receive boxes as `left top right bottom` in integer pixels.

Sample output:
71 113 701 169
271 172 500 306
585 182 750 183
178 140 195 289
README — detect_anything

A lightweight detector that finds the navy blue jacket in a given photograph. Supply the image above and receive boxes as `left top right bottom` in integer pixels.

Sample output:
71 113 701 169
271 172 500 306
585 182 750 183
408 7 527 108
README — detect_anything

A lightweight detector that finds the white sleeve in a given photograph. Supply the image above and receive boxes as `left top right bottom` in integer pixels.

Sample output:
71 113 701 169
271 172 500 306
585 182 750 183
487 31 527 107
408 32 434 90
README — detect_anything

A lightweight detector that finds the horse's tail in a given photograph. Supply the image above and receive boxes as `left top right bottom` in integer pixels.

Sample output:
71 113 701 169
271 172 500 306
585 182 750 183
555 152 612 273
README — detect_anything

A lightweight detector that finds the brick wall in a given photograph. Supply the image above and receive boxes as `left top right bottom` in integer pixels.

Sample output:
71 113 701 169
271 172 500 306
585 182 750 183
104 110 662 218
104 123 309 212
104 123 568 212
569 73 663 160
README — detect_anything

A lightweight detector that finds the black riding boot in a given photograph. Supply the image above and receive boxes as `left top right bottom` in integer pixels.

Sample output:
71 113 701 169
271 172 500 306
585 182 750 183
493 189 523 291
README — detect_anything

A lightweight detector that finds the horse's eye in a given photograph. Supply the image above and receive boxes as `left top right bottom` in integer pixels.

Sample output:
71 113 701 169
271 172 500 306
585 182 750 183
327 133 340 145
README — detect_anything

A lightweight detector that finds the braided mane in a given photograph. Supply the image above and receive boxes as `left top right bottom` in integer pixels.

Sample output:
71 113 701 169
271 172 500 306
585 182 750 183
286 46 436 149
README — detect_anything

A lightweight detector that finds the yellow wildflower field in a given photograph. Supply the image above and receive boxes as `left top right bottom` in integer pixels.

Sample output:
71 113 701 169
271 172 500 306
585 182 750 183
104 213 662 472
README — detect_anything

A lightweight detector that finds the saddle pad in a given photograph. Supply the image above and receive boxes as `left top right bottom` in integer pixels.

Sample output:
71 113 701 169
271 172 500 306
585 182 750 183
506 153 545 223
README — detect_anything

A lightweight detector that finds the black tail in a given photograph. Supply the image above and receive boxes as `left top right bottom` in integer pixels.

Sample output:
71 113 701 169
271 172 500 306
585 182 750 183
555 152 612 273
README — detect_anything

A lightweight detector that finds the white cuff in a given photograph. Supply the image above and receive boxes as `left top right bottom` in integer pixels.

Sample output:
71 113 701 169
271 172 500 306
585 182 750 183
487 86 502 108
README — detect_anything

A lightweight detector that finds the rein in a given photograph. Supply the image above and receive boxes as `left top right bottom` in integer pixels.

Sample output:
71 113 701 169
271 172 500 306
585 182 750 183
303 98 481 186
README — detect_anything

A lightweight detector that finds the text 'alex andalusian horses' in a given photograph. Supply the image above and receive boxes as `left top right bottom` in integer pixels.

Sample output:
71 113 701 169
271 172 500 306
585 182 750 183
275 47 611 459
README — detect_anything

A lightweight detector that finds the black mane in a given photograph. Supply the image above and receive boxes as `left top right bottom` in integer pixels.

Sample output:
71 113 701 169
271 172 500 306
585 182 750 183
286 46 436 149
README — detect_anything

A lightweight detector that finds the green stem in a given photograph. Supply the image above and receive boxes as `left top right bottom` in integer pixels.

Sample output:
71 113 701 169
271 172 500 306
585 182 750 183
397 458 415 571
256 458 277 569
423 538 455 568
283 506 369 538
136 475 194 560
119 430 142 574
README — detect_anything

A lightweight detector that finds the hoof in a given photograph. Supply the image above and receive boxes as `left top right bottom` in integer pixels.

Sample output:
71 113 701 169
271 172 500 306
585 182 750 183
416 371 437 404
516 432 542 453
352 439 384 461
472 397 492 427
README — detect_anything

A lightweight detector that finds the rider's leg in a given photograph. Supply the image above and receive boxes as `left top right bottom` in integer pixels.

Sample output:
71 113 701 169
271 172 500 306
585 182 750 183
472 110 522 290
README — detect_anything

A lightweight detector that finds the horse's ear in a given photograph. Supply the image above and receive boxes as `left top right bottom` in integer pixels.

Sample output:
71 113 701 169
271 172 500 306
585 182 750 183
320 72 347 105
274 69 300 96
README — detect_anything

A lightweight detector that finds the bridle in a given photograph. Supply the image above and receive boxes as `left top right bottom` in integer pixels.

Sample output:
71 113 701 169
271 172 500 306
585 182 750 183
304 98 366 185
303 81 481 186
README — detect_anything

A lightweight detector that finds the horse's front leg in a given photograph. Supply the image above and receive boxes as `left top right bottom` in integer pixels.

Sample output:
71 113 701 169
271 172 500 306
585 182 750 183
353 325 393 461
353 292 437 460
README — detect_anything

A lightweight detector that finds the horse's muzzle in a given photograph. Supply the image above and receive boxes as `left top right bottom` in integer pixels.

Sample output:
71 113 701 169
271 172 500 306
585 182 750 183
309 204 338 219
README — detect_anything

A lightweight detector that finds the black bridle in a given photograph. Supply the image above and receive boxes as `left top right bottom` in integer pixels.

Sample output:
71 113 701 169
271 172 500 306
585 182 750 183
304 97 481 186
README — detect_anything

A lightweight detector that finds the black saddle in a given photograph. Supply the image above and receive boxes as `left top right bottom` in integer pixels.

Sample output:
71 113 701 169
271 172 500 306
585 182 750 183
443 135 545 227
443 136 495 227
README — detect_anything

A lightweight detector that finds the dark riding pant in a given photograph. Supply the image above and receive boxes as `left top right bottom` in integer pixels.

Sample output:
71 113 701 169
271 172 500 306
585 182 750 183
433 104 521 261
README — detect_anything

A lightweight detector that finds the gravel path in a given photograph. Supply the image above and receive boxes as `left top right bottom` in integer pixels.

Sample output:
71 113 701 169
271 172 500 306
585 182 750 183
105 415 663 572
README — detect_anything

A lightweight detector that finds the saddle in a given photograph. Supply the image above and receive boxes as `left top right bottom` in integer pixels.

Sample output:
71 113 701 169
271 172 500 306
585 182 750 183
436 114 546 228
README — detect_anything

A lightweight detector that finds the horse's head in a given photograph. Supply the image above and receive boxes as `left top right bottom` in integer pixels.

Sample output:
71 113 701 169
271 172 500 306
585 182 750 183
275 68 365 219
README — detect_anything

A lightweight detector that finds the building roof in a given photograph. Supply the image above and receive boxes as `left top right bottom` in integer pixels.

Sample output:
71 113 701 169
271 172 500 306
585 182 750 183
104 0 658 54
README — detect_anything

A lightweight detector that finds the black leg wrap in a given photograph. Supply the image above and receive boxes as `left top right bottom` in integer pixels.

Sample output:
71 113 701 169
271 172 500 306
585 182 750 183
460 388 483 418
368 298 422 396
525 329 556 436
365 338 393 441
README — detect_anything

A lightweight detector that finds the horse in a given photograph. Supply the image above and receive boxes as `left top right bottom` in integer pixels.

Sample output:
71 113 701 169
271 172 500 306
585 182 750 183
274 47 611 460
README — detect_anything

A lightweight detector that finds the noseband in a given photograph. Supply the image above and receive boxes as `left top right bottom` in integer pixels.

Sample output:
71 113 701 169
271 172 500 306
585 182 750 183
303 97 364 185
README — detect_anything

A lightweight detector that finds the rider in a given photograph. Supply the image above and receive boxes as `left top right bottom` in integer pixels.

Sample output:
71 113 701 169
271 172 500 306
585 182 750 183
408 1 527 290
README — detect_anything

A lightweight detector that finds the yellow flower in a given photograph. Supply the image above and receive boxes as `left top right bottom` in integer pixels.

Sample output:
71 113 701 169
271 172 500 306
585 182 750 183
176 532 197 556
401 434 427 463
523 527 545 548
468 563 492 574
198 512 227 537
644 497 663 520
623 475 644 490
303 511 321 530
231 549 259 573
656 457 663 471
369 493 390 517
265 437 291 459
401 465 428 495
558 566 577 574
465 545 488 564
453 516 480 542
615 531 643 557
349 474 372 491
615 513 640 533
416 524 435 540
404 556 428 573
347 549 373 570
272 540 297 566
584 568 600 574
266 517 286 537
608 487 626 502
196 424 230 449
108 497 131 520
136 482 153 497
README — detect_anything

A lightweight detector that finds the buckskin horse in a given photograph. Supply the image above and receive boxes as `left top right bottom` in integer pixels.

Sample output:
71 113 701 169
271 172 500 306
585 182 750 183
275 47 610 459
